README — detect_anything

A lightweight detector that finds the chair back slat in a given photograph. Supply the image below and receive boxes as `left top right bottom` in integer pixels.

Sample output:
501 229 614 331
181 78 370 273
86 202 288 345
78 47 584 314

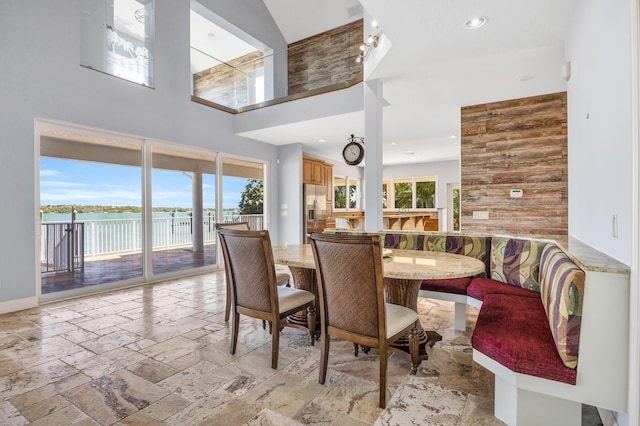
311 234 385 339
217 229 276 313
216 222 250 231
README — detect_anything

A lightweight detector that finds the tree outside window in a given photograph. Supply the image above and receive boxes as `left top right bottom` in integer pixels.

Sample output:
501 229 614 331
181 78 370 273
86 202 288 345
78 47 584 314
334 177 346 209
416 178 436 208
394 179 412 209
238 179 263 214
382 181 389 208
349 180 357 209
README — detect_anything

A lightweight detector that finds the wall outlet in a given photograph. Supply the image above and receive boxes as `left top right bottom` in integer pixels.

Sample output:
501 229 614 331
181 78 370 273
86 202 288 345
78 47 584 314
612 214 618 238
473 211 489 220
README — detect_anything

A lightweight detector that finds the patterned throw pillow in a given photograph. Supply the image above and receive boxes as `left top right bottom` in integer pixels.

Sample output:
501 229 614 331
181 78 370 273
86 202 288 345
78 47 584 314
538 244 585 369
490 237 546 291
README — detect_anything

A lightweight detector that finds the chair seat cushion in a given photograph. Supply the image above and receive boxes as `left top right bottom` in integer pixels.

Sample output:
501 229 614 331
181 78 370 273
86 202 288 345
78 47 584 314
277 287 315 313
467 277 539 302
471 294 577 384
420 277 472 295
385 303 419 338
276 272 290 286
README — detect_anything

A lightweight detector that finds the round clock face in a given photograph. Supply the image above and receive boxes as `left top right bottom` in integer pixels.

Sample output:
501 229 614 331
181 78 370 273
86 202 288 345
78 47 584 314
342 141 364 165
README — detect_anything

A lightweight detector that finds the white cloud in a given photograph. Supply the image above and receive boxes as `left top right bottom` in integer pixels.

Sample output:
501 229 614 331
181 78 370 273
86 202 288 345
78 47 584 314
40 169 63 177
41 181 86 188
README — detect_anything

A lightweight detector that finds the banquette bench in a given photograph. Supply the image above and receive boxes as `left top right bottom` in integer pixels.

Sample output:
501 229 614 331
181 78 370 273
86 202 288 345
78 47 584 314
324 229 630 426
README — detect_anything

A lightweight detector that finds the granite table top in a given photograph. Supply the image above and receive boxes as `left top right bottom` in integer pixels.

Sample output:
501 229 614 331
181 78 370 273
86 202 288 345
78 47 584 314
272 245 486 280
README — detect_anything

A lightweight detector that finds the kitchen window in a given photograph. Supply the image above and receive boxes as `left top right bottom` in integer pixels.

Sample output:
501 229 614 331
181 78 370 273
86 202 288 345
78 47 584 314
334 176 360 210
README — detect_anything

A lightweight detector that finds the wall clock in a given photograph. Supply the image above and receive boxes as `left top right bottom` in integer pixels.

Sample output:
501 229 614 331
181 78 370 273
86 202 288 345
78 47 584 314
342 134 365 166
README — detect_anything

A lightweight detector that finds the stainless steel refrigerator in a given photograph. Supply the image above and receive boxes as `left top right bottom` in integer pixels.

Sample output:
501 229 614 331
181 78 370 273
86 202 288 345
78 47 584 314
304 184 327 239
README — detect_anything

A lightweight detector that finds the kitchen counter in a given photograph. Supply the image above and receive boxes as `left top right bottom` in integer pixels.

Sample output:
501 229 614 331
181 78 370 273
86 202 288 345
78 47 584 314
334 212 439 231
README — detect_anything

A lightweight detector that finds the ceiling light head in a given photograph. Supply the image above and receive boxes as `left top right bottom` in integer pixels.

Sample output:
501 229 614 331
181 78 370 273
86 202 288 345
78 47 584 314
318 139 326 143
464 16 487 29
371 20 379 29
405 150 415 155
359 44 366 51
448 134 457 139
367 34 379 47
391 142 398 146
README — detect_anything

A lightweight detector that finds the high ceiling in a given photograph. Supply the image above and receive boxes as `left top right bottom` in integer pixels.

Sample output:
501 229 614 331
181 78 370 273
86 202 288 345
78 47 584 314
253 0 577 166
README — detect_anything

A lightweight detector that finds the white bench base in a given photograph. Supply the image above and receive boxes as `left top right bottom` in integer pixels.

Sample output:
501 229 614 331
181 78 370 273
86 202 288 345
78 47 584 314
494 375 581 426
418 290 468 331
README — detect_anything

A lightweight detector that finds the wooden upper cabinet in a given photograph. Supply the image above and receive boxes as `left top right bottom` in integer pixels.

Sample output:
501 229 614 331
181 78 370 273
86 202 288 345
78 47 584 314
303 157 326 185
324 165 333 202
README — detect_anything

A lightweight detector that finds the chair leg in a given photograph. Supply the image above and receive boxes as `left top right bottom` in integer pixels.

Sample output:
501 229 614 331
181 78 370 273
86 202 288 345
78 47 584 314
408 327 420 375
353 343 359 357
319 330 329 384
307 306 316 346
379 345 388 408
230 312 240 355
271 320 280 369
224 281 231 322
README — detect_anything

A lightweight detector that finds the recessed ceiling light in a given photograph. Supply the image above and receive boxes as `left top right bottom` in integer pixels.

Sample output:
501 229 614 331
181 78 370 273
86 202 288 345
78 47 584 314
448 134 457 139
464 16 487 29
318 139 326 143
519 75 535 82
405 151 415 155
391 142 397 145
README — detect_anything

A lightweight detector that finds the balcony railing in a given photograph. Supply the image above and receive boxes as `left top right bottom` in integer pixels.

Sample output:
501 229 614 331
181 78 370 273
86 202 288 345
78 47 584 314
41 214 264 272
191 20 363 113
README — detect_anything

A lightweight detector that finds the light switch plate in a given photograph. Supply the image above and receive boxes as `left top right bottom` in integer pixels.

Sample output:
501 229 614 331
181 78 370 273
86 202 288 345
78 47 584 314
473 211 489 220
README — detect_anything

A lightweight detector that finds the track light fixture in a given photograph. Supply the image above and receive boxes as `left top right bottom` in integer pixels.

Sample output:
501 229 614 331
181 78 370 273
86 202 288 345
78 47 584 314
356 21 381 64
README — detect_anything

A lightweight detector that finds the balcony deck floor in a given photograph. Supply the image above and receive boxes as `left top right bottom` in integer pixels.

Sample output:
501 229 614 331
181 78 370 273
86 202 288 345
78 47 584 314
41 244 217 294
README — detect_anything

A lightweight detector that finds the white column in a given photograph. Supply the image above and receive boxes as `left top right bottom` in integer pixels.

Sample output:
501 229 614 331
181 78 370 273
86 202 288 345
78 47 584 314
364 79 384 232
192 171 204 253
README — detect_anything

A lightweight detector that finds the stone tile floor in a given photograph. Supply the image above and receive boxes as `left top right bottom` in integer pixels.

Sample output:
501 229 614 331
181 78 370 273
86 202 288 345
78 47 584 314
0 269 602 425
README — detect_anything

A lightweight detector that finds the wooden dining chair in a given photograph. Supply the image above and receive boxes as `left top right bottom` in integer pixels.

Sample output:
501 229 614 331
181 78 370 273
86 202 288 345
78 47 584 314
310 233 419 408
216 222 290 323
217 228 316 369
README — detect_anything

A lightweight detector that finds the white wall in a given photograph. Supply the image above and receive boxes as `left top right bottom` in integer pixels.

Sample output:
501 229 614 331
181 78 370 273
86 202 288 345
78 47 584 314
383 160 460 209
277 144 304 244
566 0 633 265
0 0 283 304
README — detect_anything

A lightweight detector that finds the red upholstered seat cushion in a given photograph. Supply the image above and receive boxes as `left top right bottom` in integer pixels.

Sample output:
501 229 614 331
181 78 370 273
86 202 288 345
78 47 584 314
472 294 577 385
420 277 472 295
467 277 539 302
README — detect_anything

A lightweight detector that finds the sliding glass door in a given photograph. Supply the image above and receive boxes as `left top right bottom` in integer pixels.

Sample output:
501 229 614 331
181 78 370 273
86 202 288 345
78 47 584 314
151 146 217 275
38 121 271 301
40 135 143 295
220 157 265 229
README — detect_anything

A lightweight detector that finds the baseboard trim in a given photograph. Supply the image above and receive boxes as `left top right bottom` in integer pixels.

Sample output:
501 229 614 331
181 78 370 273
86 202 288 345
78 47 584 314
0 297 38 315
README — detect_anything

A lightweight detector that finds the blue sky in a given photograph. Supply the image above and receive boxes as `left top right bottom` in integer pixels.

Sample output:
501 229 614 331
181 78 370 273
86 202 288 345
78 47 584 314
40 158 251 209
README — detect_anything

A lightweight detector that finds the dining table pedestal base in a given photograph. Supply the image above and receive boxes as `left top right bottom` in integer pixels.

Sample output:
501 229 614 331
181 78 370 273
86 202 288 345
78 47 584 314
384 277 443 373
285 266 321 337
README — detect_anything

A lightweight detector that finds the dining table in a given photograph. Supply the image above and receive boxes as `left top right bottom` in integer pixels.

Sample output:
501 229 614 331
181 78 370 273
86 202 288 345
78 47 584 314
271 244 486 373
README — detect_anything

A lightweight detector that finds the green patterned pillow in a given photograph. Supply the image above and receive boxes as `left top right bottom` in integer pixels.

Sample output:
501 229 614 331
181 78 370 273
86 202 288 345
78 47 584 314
539 244 585 369
490 237 546 291
423 235 447 252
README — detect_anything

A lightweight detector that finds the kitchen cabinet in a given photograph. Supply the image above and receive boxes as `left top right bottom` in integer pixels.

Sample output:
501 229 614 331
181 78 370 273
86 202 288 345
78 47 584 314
303 157 324 185
324 165 333 202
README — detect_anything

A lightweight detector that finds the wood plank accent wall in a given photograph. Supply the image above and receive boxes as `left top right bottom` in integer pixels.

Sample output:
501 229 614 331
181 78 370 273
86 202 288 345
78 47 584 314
288 20 363 95
460 92 568 241
193 51 263 109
